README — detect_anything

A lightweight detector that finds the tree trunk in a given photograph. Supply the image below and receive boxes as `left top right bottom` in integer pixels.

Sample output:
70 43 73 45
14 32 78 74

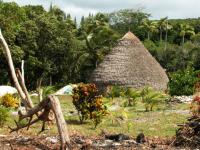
165 29 168 50
160 28 163 42
182 35 185 46
16 69 33 108
21 60 25 83
49 95 70 150
50 76 52 86
37 77 43 102
0 29 33 109
147 32 150 40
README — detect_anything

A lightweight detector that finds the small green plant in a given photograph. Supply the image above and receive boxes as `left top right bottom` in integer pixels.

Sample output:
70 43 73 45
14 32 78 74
0 94 19 108
42 86 56 98
141 87 168 111
72 83 109 128
0 106 10 127
127 122 133 132
123 88 141 107
107 85 125 99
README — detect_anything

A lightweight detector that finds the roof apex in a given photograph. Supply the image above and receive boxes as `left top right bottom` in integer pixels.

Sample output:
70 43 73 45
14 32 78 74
122 31 139 41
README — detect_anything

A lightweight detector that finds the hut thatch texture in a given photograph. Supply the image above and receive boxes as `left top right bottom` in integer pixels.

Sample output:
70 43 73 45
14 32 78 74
90 31 169 91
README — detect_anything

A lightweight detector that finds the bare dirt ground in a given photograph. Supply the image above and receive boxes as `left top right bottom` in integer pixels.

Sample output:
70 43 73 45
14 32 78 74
0 133 190 150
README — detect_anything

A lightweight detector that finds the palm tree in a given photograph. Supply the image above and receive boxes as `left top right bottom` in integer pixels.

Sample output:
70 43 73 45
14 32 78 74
157 17 168 42
179 24 195 45
140 19 158 40
164 20 173 50
79 13 119 68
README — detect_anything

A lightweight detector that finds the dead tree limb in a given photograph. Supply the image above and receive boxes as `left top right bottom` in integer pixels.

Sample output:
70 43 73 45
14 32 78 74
0 29 70 149
16 68 33 108
0 29 33 109
10 96 70 149
49 95 70 149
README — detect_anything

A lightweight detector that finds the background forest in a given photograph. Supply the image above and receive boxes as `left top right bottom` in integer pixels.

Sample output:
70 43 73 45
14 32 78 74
0 1 200 95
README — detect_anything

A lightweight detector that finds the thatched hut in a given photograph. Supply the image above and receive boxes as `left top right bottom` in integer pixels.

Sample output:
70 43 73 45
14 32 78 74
89 31 169 91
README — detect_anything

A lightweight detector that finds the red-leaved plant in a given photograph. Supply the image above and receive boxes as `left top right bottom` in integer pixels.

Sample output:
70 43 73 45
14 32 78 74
190 95 200 116
72 83 109 128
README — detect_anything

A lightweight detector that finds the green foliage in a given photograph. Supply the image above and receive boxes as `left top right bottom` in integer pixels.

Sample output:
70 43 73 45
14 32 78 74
72 83 108 128
107 85 125 99
123 88 141 107
0 105 9 127
109 9 150 39
141 87 168 111
169 68 200 96
42 86 56 98
0 94 19 108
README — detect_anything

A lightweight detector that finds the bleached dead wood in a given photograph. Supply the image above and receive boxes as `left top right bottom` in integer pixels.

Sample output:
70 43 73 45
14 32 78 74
0 28 70 149
0 29 33 109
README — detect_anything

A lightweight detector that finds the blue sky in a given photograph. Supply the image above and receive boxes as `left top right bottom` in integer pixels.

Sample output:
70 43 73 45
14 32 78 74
4 0 200 20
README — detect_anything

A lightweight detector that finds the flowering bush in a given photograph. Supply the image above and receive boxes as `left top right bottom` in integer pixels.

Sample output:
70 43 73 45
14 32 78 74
72 83 108 128
0 94 19 108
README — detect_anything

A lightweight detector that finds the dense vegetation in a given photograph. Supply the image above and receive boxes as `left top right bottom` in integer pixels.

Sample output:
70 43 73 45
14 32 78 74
0 1 200 95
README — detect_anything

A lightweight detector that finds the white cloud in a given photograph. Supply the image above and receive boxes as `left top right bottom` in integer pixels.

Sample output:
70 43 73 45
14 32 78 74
3 0 200 20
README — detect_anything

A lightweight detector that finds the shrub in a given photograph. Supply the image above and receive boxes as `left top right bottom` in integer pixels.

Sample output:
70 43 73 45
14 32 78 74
0 94 19 108
72 83 108 128
169 68 200 96
0 106 10 127
141 87 168 111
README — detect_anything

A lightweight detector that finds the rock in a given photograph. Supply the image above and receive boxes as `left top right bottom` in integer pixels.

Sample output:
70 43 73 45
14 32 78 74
45 137 58 144
136 133 146 143
16 136 31 142
170 96 193 103
108 104 120 111
105 139 113 144
105 133 130 141
112 142 121 146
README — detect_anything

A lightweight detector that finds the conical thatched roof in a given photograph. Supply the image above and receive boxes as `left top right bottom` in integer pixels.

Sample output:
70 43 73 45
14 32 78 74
90 31 169 91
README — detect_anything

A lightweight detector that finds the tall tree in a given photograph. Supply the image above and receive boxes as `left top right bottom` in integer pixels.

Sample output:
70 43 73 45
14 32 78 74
79 13 119 68
179 23 195 45
157 17 168 42
109 9 150 39
140 19 158 40
164 20 173 50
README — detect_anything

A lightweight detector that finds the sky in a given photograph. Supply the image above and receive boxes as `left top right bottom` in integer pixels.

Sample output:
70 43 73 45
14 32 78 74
3 0 200 20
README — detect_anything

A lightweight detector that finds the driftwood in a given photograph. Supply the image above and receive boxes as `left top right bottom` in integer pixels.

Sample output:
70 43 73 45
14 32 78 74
0 29 70 149
50 95 70 149
0 29 33 109
16 69 33 108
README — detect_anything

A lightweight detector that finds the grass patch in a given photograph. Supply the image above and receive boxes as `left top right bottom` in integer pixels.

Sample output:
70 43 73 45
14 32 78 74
0 95 190 138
